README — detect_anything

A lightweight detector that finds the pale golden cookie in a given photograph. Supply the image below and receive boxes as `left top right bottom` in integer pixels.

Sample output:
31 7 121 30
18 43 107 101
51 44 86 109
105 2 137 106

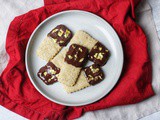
70 30 98 51
36 37 61 61
63 71 90 93
50 49 67 68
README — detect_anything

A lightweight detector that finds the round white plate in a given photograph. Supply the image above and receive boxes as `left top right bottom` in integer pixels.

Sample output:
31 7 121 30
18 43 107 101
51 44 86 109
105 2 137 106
25 10 123 106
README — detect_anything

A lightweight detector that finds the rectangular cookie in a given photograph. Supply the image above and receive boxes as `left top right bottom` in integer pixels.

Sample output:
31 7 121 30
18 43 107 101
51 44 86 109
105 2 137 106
50 49 81 86
36 25 72 61
63 71 90 93
69 30 98 51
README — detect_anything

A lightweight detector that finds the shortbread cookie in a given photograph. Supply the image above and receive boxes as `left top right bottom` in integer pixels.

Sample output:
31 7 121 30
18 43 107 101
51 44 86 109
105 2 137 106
50 49 82 86
36 37 61 61
84 64 104 85
65 44 88 67
50 49 67 68
48 25 72 46
88 42 110 66
36 25 72 61
63 71 90 93
70 30 98 51
37 62 60 85
58 63 81 86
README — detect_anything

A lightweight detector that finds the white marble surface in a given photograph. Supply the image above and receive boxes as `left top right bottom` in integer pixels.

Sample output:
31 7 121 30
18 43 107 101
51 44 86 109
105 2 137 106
0 0 160 120
136 1 160 119
144 1 160 120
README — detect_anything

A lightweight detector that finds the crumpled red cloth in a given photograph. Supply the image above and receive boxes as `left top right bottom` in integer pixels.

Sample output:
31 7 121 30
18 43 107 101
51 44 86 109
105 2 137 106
0 0 154 119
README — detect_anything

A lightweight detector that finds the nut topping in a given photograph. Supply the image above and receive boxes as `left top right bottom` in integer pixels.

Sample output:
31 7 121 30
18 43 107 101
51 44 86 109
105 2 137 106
64 29 70 38
88 42 110 66
84 64 104 85
68 55 73 59
99 47 102 51
58 29 64 37
79 58 84 62
79 48 83 52
43 72 47 76
65 44 88 67
47 25 72 46
59 40 64 43
37 62 60 85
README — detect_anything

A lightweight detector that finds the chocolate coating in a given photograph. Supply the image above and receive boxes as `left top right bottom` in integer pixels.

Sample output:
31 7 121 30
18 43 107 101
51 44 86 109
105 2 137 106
37 62 60 85
48 25 72 46
88 42 110 66
65 44 88 67
84 64 104 85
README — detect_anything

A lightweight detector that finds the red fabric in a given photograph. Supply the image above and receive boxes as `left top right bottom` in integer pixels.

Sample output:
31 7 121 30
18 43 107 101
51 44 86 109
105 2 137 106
0 0 154 119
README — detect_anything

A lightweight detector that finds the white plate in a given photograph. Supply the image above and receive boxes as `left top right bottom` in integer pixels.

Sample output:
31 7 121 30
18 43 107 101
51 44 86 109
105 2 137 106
25 10 123 106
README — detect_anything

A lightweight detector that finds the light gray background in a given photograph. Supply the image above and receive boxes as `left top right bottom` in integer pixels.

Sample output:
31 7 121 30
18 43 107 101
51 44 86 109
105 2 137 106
0 0 160 120
138 1 160 119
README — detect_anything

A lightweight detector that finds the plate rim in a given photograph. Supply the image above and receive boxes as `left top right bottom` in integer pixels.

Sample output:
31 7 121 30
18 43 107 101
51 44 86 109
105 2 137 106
25 10 124 106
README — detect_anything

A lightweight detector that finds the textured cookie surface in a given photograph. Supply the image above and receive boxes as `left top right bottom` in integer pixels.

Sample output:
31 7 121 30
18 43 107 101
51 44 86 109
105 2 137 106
70 30 98 51
50 49 67 68
50 49 81 86
36 37 61 61
63 71 90 93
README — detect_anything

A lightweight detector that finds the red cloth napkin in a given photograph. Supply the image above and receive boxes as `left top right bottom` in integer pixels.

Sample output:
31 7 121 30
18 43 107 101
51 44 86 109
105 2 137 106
0 0 154 119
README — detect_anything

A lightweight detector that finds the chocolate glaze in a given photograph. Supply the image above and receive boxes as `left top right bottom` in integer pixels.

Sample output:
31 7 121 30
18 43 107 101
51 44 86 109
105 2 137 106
65 44 88 67
88 42 110 66
37 62 60 85
84 64 104 85
48 25 72 46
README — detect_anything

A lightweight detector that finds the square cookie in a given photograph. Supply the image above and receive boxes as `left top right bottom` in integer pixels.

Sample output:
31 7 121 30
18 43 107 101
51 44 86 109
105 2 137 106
65 44 88 67
84 64 104 85
48 25 72 46
63 71 90 93
37 62 60 85
88 42 110 66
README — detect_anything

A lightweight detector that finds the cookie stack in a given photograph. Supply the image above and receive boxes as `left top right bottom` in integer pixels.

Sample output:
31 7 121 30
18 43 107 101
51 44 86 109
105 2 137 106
37 25 110 93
